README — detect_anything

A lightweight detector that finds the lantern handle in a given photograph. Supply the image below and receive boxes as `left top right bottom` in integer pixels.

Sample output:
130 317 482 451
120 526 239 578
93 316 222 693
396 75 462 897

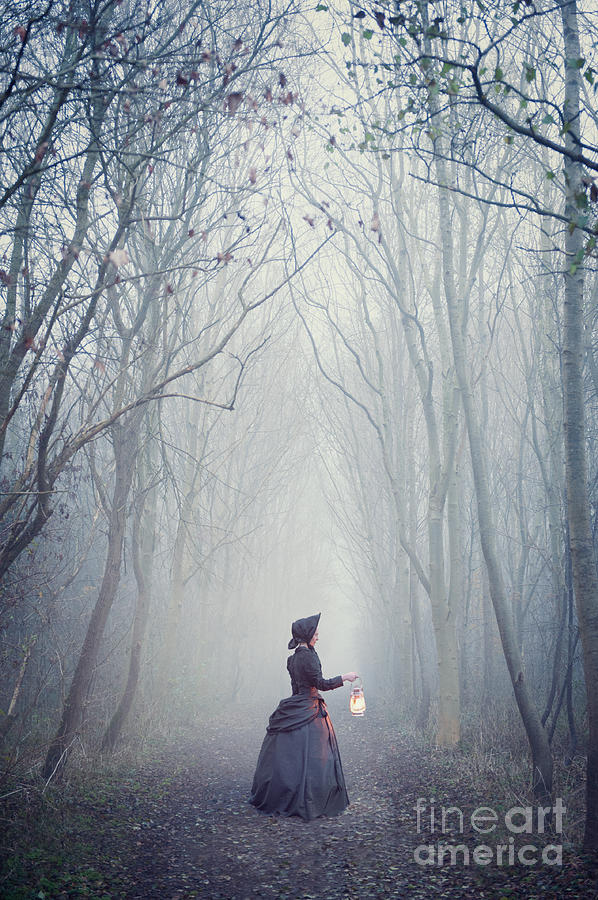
351 675 363 687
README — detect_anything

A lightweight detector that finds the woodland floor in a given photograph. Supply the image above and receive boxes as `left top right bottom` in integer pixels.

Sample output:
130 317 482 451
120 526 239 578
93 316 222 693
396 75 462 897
2 700 598 900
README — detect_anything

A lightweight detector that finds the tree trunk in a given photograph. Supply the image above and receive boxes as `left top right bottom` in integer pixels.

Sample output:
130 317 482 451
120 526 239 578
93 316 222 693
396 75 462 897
433 155 553 800
428 497 460 745
389 283 460 745
559 0 598 850
409 461 431 729
42 422 137 779
102 451 155 751
558 0 598 849
481 566 494 713
158 499 192 704
396 544 413 698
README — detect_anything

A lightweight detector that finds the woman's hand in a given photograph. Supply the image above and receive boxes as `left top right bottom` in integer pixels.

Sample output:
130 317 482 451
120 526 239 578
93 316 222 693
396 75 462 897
342 672 358 683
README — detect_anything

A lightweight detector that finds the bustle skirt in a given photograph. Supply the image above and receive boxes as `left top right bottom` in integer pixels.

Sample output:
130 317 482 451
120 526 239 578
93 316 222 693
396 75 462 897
249 688 349 821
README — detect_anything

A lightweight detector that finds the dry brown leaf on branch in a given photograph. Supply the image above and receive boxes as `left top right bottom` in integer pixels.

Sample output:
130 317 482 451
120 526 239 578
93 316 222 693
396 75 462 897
226 92 243 114
371 211 382 241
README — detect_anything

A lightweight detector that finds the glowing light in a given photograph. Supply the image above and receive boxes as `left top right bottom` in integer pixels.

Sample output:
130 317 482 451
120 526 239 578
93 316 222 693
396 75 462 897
350 680 366 717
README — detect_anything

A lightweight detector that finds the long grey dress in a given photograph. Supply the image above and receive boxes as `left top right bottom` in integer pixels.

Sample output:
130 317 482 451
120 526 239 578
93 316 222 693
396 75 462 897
249 645 349 821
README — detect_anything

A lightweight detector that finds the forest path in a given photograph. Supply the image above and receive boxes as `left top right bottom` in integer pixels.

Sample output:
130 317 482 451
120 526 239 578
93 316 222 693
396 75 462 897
5 703 598 898
111 704 595 900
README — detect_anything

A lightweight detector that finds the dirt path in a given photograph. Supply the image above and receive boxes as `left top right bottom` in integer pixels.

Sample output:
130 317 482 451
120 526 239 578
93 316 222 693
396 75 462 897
4 702 598 898
112 705 597 899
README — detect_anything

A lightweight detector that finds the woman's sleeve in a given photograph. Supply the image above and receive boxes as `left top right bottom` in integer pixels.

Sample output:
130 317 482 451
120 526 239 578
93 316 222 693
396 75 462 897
302 652 343 691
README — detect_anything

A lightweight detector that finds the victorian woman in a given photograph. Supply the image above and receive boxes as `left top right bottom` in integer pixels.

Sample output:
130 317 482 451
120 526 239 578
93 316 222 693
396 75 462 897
250 613 357 821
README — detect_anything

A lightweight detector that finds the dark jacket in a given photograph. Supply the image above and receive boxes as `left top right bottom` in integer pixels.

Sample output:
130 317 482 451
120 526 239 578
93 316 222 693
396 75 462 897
287 645 343 694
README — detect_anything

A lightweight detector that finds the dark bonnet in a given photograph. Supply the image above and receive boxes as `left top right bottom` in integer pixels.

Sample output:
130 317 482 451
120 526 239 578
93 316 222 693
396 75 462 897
287 612 321 650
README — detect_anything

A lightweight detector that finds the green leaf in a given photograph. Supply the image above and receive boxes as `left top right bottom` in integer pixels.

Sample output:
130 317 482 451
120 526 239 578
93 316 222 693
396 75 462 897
542 114 555 125
315 3 328 10
575 191 588 209
584 67 595 84
363 28 374 39
341 32 351 46
495 66 504 81
525 66 536 82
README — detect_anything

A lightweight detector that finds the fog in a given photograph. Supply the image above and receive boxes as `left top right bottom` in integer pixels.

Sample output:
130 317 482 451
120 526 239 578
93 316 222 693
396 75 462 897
2 0 598 871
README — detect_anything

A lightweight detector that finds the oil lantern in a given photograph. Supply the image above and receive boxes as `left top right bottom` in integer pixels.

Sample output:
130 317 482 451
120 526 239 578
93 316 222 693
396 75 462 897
350 678 366 716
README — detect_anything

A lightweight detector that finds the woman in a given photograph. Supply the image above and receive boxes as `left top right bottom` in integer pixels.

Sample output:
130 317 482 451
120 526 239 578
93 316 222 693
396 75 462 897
249 612 358 821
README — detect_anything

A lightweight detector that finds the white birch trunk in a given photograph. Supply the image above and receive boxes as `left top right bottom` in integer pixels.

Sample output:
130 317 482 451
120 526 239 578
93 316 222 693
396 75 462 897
559 0 598 850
